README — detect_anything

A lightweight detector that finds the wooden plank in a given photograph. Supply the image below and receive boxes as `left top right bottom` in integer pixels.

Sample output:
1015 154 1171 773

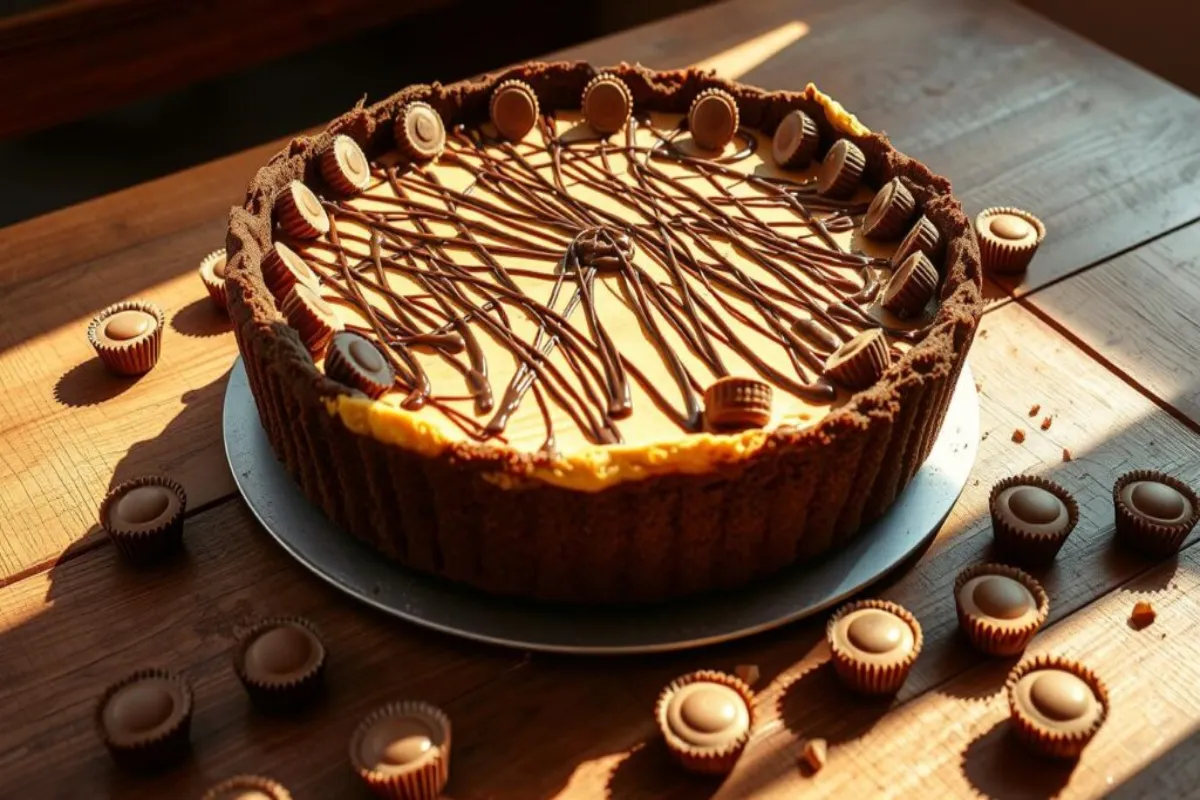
560 0 1200 298
4 301 1196 797
0 239 239 581
1025 221 1200 429
0 499 522 799
0 0 447 138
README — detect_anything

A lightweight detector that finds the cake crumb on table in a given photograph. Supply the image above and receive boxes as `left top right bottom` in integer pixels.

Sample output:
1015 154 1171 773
1130 601 1156 629
798 738 827 774
734 663 760 687
1012 429 1026 444
1062 447 1072 462
1040 416 1052 431
1028 403 1040 417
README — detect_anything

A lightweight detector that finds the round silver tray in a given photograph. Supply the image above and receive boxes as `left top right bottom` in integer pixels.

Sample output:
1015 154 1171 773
224 359 977 654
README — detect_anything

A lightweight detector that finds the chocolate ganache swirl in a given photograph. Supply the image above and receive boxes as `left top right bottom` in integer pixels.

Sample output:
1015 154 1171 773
291 106 931 457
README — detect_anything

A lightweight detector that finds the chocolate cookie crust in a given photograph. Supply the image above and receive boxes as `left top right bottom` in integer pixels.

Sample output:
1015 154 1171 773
225 61 983 603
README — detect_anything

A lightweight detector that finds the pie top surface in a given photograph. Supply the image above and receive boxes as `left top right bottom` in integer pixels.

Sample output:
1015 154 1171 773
281 83 939 476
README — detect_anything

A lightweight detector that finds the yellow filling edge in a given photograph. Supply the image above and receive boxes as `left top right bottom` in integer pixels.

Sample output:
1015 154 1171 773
320 84 869 492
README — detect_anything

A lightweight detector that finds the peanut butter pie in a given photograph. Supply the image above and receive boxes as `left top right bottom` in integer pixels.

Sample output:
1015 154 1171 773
225 62 983 602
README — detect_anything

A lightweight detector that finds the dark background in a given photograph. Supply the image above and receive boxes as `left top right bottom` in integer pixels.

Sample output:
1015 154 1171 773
1 0 1196 228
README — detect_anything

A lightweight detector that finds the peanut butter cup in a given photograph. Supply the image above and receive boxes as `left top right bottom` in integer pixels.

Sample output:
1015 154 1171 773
202 775 293 800
96 668 193 771
350 701 451 799
863 178 917 240
882 252 938 318
1006 655 1108 758
321 134 372 196
88 300 165 376
954 563 1048 656
100 475 187 565
816 139 866 199
234 617 327 712
325 331 396 397
582 74 632 136
976 207 1045 274
263 241 320 302
824 329 889 390
893 215 942 266
688 88 739 151
989 475 1079 566
1113 470 1200 556
281 283 343 355
396 102 446 161
826 599 923 694
199 248 230 311
655 670 755 775
274 180 330 239
703 376 772 431
772 109 819 168
490 80 539 141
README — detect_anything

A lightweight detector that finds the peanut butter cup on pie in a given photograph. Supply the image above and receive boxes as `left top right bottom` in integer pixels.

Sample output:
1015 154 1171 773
224 62 984 603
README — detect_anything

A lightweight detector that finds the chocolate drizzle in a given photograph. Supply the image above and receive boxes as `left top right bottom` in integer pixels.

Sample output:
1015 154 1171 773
292 111 927 453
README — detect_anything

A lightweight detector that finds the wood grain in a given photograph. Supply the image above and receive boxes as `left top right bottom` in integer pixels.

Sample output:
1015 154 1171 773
1026 222 1200 429
0 0 447 138
3 302 1197 798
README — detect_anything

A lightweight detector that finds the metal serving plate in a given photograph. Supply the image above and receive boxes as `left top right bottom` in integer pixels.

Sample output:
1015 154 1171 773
224 359 977 654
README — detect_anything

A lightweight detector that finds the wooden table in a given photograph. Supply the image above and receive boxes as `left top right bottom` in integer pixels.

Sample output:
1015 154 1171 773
4 0 1200 796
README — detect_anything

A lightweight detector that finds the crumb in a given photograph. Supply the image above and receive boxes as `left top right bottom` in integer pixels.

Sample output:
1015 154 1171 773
980 329 989 338
1028 404 1040 417
972 479 980 486
1040 416 1052 431
1012 429 1026 444
982 431 990 441
734 664 761 687
1062 447 1072 462
1130 601 1156 629
975 381 983 393
798 738 827 775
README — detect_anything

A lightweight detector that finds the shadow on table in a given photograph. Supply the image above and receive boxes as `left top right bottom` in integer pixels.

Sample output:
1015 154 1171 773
606 739 721 800
171 297 233 339
961 718 1075 800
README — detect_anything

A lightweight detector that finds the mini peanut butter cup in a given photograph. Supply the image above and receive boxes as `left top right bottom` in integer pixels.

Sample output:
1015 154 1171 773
703 376 772 431
198 248 229 312
320 134 372 196
989 475 1079 566
655 670 755 775
826 599 923 695
882 252 939 318
824 328 889 390
954 563 1049 657
281 283 343 355
88 300 165 376
772 109 819 169
863 178 918 240
688 88 739 151
350 701 451 800
325 331 396 398
976 207 1045 275
274 180 330 240
490 79 539 141
100 475 187 565
1112 470 1200 557
396 102 446 161
816 139 866 199
95 668 193 771
1006 655 1108 758
263 241 320 302
582 74 632 136
202 775 293 800
234 616 327 712
893 215 943 266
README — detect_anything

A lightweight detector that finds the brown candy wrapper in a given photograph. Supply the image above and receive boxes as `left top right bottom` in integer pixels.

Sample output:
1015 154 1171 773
281 284 342 355
655 670 755 775
893 215 942 265
1006 654 1108 759
99 475 187 565
954 562 1048 657
198 248 229 312
233 616 327 713
263 241 320 303
863 178 917 240
772 109 819 168
95 668 194 771
201 775 293 800
989 475 1079 566
826 599 923 695
274 180 330 239
1112 469 1200 557
396 102 447 161
882 252 939 318
88 300 165 376
976 207 1045 274
321 134 372 196
703 377 773 431
350 701 451 800
824 329 889 390
816 139 866 199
